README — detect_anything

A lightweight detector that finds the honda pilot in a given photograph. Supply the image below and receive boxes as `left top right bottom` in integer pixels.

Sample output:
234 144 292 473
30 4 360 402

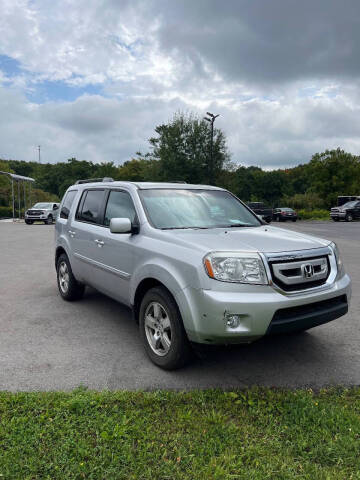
55 179 351 369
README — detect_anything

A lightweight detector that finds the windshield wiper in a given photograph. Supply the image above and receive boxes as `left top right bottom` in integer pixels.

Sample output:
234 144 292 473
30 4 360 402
220 224 255 228
161 226 210 230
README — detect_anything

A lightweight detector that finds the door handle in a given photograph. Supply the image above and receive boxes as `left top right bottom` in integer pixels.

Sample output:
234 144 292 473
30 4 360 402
94 239 104 246
68 230 76 236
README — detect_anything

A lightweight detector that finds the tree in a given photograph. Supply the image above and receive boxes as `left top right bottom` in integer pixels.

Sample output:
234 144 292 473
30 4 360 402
147 112 230 185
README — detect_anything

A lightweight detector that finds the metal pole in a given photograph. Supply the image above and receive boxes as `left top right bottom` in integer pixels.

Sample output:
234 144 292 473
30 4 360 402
23 181 26 214
210 119 214 185
204 112 219 185
38 145 41 163
11 179 15 221
17 181 20 220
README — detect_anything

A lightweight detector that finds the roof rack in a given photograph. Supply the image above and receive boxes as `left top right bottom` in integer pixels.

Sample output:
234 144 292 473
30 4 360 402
75 177 114 185
170 180 187 183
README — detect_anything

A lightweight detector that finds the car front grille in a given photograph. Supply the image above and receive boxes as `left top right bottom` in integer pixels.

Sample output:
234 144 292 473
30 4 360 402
27 210 44 215
267 254 331 292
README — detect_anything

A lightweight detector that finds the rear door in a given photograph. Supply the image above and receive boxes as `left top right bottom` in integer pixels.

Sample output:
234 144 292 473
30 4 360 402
69 189 108 288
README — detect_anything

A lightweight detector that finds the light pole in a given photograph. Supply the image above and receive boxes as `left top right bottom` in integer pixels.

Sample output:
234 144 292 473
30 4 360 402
203 112 219 185
38 145 41 163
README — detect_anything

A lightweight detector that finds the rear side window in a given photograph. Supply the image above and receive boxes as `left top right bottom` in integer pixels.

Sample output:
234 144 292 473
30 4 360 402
77 189 105 224
60 190 77 219
104 191 137 226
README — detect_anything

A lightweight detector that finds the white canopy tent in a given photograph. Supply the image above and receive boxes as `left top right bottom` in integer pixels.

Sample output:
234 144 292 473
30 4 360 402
0 171 35 221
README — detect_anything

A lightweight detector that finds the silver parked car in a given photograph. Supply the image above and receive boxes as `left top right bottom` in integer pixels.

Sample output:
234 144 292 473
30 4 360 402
55 179 351 369
25 202 60 224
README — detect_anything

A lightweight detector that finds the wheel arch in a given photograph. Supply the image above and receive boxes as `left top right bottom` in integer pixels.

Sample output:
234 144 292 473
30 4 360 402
132 278 178 324
55 246 67 269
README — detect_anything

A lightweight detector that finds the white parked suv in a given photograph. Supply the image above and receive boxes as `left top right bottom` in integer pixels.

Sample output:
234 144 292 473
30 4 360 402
55 178 351 369
25 202 60 224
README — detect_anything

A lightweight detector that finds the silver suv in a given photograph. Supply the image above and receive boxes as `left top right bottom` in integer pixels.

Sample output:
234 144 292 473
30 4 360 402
25 202 60 224
55 179 351 369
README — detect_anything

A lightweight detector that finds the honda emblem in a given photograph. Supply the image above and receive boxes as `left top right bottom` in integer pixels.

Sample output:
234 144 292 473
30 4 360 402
302 263 314 278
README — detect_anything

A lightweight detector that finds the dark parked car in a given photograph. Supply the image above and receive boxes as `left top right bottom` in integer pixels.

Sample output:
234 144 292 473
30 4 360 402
246 202 273 223
330 200 360 222
273 207 298 222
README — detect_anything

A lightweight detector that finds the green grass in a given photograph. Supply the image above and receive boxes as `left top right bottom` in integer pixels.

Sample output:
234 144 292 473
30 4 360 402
1 388 360 479
297 209 329 221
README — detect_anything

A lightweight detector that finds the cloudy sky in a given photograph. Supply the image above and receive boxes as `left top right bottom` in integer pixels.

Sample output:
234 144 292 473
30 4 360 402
1 0 360 169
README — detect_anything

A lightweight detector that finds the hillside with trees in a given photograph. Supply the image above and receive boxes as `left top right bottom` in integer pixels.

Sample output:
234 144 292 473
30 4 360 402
1 113 360 216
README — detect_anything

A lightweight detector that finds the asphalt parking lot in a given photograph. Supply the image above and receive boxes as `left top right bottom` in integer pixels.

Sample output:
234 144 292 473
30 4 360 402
0 220 359 391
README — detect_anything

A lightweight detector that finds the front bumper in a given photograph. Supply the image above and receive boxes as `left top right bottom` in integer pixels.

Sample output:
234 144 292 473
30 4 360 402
25 214 47 220
330 212 346 219
178 273 351 344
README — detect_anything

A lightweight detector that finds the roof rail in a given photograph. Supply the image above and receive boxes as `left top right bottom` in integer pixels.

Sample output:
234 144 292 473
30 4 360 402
75 177 114 185
170 180 187 183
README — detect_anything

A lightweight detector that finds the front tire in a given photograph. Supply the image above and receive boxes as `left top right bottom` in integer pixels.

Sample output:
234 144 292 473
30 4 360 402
46 215 53 225
345 213 353 222
25 219 33 224
139 287 192 370
56 253 85 301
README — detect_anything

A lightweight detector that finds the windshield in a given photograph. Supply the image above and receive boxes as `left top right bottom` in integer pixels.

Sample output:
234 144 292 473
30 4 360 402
139 189 261 229
342 201 357 208
33 203 53 209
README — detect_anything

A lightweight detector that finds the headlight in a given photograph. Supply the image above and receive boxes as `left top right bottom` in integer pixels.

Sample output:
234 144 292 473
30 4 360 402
204 251 268 284
330 242 344 278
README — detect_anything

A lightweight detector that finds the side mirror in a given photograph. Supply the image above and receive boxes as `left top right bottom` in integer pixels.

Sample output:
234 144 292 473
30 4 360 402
110 217 132 234
53 205 59 210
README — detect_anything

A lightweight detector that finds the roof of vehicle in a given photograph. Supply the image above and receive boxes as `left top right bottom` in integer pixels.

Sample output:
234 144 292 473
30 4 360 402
73 180 225 191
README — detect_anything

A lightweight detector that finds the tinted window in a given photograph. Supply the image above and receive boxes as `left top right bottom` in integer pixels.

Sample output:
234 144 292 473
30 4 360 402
104 191 137 227
60 191 77 219
78 190 105 224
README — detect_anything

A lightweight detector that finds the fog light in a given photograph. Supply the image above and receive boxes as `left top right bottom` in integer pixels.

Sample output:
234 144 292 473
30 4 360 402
225 313 241 329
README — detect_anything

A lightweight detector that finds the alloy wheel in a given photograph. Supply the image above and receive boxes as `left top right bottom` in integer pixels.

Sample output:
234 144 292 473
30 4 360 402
58 261 70 293
144 302 172 356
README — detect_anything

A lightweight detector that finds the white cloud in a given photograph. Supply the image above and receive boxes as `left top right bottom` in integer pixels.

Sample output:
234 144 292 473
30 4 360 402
0 0 360 168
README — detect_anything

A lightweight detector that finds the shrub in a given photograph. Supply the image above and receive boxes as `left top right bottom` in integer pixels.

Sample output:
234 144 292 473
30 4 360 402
0 206 13 218
280 193 326 210
297 209 329 220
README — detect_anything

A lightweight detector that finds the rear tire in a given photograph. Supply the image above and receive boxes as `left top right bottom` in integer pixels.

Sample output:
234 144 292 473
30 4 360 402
292 219 297 222
56 253 85 301
139 287 192 370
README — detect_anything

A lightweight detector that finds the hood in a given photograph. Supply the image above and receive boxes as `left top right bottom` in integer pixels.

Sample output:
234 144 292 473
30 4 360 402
159 225 330 254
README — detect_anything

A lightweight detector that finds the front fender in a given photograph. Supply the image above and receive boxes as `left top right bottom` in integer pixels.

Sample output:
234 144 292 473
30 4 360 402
130 258 202 333
130 261 189 303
